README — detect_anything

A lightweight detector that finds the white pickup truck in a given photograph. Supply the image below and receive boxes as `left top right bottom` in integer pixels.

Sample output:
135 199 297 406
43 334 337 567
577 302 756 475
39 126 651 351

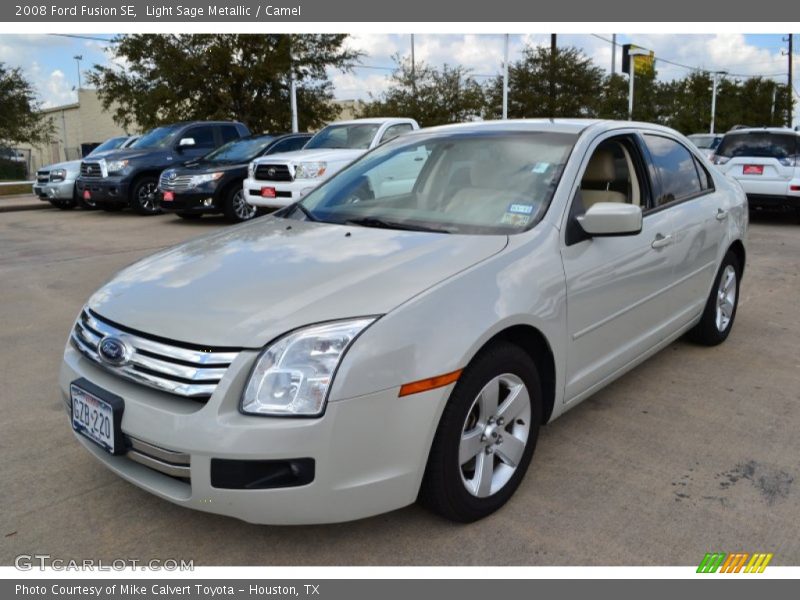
243 117 419 208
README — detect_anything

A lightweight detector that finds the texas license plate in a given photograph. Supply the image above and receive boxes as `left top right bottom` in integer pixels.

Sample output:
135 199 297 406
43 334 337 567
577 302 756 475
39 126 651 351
743 165 763 175
162 191 174 202
71 381 123 454
83 190 91 200
260 187 277 198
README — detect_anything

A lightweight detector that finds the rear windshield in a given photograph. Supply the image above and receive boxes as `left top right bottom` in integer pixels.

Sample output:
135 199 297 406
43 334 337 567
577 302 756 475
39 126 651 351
716 132 798 159
688 135 721 150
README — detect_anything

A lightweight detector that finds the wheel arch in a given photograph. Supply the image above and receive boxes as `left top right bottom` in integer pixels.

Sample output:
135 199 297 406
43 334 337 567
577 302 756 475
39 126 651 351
728 239 746 277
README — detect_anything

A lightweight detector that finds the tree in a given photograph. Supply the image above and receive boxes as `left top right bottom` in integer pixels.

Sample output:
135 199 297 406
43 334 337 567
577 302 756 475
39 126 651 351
0 62 53 148
88 34 360 133
485 45 604 119
359 56 485 127
596 73 629 120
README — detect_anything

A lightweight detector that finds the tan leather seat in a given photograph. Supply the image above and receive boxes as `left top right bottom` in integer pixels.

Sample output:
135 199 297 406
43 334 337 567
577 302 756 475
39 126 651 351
581 149 627 208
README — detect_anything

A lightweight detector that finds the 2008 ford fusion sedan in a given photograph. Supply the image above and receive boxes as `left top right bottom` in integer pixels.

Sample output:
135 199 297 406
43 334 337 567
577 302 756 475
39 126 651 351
60 119 747 524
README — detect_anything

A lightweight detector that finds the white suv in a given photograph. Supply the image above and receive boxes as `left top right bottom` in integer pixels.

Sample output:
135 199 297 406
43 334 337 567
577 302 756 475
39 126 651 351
712 127 800 213
243 118 419 208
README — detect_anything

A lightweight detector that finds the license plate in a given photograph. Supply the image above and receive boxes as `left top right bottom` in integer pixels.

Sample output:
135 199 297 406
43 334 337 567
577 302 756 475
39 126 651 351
83 190 91 200
71 380 124 454
260 187 277 198
743 165 764 175
162 191 174 202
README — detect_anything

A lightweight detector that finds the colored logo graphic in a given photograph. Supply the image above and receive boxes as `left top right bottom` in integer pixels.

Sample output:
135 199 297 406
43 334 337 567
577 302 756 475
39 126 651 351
697 552 773 573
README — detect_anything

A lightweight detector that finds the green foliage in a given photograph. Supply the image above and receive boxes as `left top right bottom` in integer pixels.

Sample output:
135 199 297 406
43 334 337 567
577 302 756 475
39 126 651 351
0 62 53 147
88 34 361 133
358 56 485 127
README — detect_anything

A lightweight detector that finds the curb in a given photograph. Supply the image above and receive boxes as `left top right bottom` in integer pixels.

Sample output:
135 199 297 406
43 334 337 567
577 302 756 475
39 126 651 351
0 201 50 214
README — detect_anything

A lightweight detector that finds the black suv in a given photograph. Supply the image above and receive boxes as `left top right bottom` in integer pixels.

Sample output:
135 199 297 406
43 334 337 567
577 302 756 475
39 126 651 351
76 121 250 215
159 132 311 223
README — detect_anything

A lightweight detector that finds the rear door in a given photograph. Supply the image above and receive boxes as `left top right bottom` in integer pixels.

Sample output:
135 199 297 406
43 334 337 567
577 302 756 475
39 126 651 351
715 131 798 196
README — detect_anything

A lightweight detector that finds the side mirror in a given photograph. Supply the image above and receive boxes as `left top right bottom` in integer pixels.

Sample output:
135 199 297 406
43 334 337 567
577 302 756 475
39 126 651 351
577 202 642 237
177 137 196 149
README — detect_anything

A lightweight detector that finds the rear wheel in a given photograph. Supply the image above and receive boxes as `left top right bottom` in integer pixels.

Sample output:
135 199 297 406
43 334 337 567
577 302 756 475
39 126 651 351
224 186 257 223
688 251 741 345
419 342 542 522
129 176 161 215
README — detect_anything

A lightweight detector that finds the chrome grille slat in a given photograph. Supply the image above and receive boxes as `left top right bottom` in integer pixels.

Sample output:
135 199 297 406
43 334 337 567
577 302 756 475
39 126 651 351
159 173 195 192
127 451 191 479
254 163 294 182
80 161 103 178
70 310 239 399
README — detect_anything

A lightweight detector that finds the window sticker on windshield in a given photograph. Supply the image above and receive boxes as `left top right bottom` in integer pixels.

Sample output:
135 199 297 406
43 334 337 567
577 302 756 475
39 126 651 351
532 162 550 174
507 203 534 215
501 213 531 227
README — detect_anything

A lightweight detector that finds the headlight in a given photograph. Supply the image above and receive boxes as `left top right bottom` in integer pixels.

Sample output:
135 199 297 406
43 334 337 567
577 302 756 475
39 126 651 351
106 159 129 174
241 318 375 417
294 161 327 179
50 169 67 182
189 172 224 187
248 161 257 179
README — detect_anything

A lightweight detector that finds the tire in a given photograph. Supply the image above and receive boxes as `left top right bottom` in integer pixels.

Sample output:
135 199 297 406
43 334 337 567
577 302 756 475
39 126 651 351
419 342 543 522
49 197 76 210
688 250 741 346
129 176 161 215
176 212 202 220
223 185 257 223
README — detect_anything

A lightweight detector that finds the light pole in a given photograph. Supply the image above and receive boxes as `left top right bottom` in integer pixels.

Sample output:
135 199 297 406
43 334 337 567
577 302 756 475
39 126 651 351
502 34 509 119
626 47 649 120
710 71 727 134
73 55 83 90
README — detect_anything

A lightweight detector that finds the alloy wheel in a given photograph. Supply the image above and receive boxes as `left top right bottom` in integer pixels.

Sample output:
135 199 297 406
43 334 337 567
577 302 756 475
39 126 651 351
715 265 737 332
233 189 256 221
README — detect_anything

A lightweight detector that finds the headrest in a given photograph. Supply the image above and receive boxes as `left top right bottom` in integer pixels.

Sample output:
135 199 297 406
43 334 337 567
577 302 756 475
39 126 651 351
583 149 617 183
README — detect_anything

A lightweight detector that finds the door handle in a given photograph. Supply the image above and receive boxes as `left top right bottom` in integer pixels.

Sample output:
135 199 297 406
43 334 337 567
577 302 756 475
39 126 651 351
651 233 673 249
716 208 729 221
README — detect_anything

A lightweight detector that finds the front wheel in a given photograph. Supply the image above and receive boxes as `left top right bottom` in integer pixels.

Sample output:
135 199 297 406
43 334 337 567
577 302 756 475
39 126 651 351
688 251 741 345
224 186 257 223
419 342 542 522
129 177 161 215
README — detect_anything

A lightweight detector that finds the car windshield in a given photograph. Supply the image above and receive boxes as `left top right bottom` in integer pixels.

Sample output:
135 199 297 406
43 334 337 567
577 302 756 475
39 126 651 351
130 125 183 149
688 135 720 150
716 132 798 159
304 123 381 150
291 130 576 235
205 136 276 163
87 137 129 156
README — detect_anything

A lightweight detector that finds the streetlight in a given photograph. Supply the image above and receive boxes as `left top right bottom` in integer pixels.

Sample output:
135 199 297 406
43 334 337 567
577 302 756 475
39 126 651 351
710 71 728 134
626 47 649 120
502 34 509 120
73 55 83 90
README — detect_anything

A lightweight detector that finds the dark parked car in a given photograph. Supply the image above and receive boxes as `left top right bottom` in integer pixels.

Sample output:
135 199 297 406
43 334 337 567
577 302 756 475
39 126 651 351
76 121 250 215
158 133 311 223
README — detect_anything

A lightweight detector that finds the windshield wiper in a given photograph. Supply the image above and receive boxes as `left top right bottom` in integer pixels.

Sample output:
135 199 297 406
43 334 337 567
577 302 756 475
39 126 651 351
344 216 451 234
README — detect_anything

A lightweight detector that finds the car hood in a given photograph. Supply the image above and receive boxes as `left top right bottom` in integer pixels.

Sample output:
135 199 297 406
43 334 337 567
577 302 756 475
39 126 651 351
87 218 508 348
40 159 81 172
86 148 167 163
256 148 365 165
170 159 246 174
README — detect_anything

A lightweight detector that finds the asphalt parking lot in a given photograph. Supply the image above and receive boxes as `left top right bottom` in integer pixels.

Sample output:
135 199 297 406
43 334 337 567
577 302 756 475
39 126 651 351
1 204 798 566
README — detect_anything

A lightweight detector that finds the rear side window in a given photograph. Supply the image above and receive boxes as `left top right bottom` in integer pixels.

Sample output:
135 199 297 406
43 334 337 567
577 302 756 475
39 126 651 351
643 134 703 206
380 123 414 144
220 125 240 144
268 136 309 154
716 132 798 159
184 126 216 149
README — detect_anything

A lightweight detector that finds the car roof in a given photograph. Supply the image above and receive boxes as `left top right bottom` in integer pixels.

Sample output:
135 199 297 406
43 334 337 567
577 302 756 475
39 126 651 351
329 118 416 126
723 127 799 136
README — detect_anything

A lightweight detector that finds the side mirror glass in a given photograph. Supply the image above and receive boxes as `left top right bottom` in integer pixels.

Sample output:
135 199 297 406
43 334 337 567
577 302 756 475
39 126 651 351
177 137 196 148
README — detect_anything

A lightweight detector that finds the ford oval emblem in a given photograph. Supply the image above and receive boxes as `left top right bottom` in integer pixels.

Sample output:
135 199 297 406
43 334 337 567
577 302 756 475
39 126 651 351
98 336 130 366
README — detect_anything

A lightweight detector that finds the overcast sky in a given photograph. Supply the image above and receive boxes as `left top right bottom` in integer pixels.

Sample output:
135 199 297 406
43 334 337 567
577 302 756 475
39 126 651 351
0 33 797 127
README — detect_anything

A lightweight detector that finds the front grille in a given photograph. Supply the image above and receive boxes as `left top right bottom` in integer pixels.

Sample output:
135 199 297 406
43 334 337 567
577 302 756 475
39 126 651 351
254 163 293 182
127 436 191 481
70 309 240 400
36 171 50 184
159 172 195 192
80 161 103 178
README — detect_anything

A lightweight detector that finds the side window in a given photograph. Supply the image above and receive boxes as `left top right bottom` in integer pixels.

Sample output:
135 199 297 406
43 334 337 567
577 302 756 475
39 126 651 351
577 138 643 214
643 134 702 206
220 125 240 144
693 155 714 191
380 123 414 144
183 126 216 149
267 137 308 154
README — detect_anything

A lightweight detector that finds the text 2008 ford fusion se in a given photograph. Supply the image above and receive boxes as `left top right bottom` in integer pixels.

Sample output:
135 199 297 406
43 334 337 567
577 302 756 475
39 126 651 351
61 120 747 524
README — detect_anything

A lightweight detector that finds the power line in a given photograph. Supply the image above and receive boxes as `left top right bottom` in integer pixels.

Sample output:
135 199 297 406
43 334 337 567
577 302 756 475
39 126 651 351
50 33 116 44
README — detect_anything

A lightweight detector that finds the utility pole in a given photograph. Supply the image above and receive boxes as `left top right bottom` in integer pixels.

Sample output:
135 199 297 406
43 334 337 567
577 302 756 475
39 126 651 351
710 71 727 134
411 34 416 102
289 41 298 133
611 34 616 75
73 55 83 90
502 34 509 120
789 34 794 128
550 34 557 118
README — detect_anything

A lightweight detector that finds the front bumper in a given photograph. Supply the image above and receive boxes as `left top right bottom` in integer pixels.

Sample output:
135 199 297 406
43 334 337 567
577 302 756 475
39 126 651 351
76 177 130 205
59 344 448 524
159 190 220 214
242 177 318 208
33 180 75 201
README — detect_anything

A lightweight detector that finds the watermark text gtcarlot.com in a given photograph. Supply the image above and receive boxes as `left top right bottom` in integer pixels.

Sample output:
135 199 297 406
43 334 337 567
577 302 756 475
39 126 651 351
14 554 194 571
